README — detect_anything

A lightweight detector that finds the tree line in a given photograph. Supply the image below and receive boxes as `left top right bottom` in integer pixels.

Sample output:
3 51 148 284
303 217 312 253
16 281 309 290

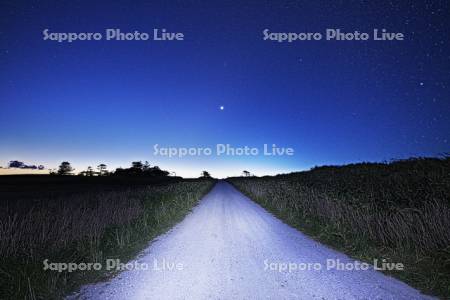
6 160 260 178
50 161 171 177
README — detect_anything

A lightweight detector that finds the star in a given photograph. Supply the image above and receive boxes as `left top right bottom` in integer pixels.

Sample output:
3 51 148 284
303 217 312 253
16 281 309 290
220 106 224 111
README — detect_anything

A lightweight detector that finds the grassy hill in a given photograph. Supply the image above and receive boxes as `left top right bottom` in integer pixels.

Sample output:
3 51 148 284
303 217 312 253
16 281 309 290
228 157 450 298
0 176 215 299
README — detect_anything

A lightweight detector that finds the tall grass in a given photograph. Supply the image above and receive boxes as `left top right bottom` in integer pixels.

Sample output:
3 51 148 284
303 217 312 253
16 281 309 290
229 157 450 298
0 180 214 299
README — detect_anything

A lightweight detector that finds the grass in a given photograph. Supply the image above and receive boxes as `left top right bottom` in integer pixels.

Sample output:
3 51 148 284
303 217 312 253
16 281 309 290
228 157 450 299
0 177 215 299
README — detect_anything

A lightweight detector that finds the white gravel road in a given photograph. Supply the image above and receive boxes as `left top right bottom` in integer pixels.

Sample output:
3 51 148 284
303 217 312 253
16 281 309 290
70 181 433 300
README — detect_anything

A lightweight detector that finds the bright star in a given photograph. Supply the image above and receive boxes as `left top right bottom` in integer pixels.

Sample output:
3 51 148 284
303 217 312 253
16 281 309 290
220 106 224 110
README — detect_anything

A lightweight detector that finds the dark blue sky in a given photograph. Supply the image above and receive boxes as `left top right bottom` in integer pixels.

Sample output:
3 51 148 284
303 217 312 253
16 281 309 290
1 0 449 177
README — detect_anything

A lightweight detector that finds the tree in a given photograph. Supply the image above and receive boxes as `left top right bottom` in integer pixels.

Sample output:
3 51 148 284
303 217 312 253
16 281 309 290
57 161 74 175
113 161 170 177
143 161 150 171
97 164 107 176
86 166 94 176
201 171 211 178
78 166 93 176
132 161 143 170
242 170 251 177
147 166 169 177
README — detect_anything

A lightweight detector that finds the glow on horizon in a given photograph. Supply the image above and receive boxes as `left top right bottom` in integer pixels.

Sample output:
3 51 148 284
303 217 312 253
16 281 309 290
0 168 49 175
0 159 302 178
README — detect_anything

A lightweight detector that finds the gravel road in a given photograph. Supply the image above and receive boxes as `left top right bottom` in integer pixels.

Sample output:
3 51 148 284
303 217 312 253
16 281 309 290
70 181 432 300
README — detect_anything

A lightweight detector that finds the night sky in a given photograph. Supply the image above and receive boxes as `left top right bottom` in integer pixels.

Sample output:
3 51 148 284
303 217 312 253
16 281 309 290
1 1 449 177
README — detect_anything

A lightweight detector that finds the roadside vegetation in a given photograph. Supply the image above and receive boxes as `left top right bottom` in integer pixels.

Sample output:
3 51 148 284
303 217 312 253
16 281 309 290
0 176 215 299
228 157 450 298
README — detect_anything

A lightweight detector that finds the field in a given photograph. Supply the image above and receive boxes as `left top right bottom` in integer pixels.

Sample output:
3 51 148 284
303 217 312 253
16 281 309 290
0 176 215 299
228 157 450 298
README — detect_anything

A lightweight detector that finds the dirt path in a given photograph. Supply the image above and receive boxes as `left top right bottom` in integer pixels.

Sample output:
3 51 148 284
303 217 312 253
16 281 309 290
71 181 432 299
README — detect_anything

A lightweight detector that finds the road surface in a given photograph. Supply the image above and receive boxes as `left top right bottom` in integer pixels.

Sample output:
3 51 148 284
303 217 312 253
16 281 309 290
70 181 432 300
